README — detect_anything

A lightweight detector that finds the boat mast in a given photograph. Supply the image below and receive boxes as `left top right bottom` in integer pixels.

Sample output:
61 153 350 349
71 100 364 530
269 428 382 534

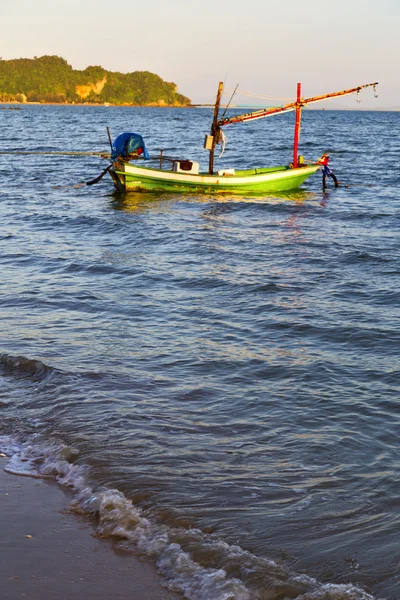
293 83 302 168
209 81 224 175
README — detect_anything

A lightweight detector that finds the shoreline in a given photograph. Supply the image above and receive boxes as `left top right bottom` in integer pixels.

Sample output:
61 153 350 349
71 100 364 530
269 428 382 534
0 457 181 600
0 101 398 111
0 101 193 108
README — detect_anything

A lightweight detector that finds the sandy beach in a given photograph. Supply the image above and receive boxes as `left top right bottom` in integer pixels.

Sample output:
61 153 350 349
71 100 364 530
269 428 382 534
0 457 181 600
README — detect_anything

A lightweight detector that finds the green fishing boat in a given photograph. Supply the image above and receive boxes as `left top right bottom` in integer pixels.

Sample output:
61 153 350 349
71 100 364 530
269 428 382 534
109 162 320 194
108 80 378 194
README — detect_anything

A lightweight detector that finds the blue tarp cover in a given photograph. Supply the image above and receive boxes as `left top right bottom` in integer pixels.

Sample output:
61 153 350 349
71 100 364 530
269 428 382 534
111 132 150 161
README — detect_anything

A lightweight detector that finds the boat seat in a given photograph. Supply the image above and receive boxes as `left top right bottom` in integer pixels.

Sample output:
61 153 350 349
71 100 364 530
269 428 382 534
217 169 235 176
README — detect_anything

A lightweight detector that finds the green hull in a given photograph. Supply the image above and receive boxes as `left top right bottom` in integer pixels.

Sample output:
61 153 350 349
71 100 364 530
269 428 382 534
110 164 319 194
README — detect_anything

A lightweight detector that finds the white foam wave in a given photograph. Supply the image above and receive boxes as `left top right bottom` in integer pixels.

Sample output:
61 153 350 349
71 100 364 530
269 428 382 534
0 434 377 600
295 581 376 599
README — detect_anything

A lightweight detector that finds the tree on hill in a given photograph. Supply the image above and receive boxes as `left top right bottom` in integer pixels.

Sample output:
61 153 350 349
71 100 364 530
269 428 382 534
0 56 191 106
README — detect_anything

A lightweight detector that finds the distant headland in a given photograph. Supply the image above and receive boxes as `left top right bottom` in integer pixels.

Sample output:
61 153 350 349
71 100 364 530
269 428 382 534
0 55 191 106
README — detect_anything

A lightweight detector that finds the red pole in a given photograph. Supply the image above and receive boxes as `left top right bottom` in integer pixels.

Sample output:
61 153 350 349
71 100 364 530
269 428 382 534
293 82 302 168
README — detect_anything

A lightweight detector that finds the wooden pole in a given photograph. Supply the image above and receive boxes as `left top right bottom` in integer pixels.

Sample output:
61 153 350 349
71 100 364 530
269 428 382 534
293 83 302 168
209 82 224 175
106 126 113 151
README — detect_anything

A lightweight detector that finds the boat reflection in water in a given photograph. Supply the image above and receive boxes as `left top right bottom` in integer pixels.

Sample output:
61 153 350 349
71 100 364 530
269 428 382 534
109 188 319 214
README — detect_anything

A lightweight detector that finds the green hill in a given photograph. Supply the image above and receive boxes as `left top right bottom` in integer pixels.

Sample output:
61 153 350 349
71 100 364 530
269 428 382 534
0 55 191 106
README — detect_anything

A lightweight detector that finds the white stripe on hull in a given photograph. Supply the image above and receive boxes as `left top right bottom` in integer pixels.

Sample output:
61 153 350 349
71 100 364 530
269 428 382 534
119 164 319 187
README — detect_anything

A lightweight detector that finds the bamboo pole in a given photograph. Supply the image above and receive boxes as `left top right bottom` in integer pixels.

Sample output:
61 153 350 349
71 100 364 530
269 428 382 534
218 82 378 127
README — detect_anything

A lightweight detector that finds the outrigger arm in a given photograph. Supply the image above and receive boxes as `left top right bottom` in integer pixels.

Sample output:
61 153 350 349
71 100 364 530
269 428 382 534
217 82 379 127
205 81 378 173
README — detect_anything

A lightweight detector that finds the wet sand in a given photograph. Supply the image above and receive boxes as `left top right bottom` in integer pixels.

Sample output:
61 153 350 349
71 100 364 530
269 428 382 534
0 457 181 600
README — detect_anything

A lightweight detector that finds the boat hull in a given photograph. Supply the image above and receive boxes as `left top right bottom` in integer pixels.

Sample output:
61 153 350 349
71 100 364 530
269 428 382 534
110 164 320 194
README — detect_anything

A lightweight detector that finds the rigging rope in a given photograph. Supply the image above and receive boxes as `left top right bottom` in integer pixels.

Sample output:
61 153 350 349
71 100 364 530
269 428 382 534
224 87 295 102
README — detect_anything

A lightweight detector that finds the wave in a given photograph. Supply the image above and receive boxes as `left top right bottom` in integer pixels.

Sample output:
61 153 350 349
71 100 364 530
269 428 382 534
0 353 55 382
0 434 376 600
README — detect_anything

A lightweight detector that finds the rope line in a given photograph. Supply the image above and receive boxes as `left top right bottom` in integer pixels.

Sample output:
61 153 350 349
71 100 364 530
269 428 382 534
224 87 294 102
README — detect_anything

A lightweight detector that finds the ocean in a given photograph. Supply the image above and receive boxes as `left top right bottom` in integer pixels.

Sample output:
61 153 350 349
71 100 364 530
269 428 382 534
0 104 399 600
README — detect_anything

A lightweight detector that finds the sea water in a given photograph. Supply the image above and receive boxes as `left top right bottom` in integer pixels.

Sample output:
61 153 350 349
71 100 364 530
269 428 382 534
0 104 399 600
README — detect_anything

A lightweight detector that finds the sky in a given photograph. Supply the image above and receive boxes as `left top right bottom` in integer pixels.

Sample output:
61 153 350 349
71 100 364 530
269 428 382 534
1 0 399 109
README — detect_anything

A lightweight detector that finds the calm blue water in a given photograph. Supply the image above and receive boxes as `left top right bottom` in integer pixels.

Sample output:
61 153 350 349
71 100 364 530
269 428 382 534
0 104 399 600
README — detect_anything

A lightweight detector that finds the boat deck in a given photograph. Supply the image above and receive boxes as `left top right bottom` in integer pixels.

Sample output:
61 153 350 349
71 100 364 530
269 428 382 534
223 166 288 177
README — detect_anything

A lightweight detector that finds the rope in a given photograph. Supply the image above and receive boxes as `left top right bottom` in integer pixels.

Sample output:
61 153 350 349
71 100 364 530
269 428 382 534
85 165 112 185
0 151 110 157
224 87 294 102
